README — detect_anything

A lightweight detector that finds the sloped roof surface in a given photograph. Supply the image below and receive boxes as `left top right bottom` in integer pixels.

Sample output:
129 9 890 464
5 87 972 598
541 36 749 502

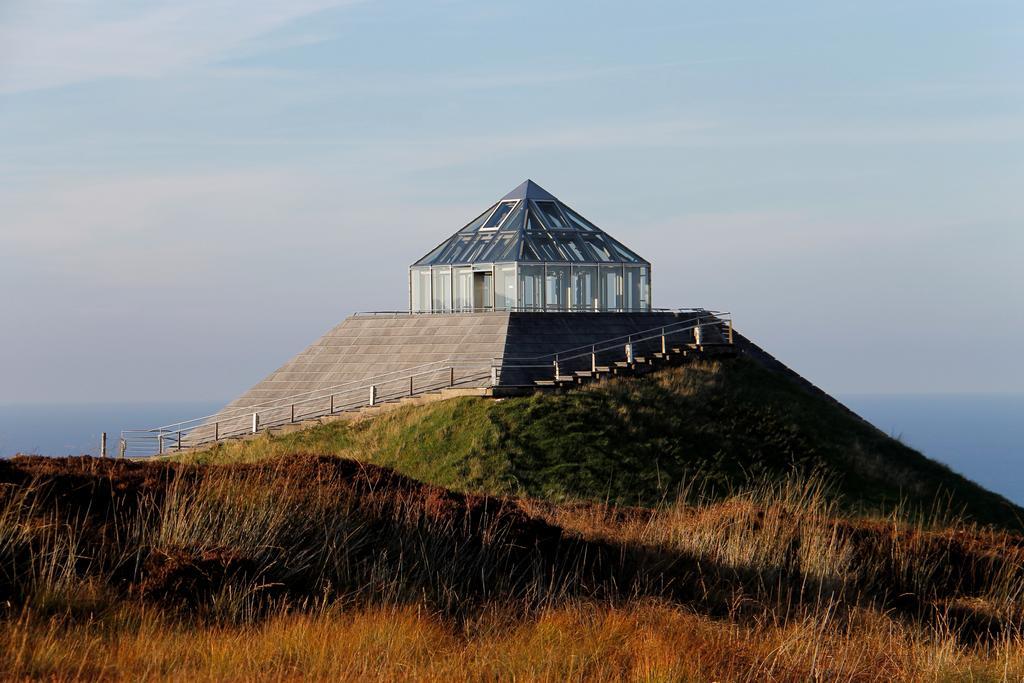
412 180 649 267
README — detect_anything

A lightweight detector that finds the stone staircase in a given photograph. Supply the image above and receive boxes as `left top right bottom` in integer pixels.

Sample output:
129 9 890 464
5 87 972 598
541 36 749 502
532 341 735 390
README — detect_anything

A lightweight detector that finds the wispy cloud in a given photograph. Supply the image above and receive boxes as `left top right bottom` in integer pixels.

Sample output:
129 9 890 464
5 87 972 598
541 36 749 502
0 0 361 94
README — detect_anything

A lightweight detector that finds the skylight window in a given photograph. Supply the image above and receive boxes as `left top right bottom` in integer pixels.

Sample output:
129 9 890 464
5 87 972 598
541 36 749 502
534 201 570 230
481 201 517 230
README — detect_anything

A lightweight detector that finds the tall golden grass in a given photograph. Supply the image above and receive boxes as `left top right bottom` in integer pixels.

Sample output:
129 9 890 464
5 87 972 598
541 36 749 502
5 600 1023 681
1 455 1022 681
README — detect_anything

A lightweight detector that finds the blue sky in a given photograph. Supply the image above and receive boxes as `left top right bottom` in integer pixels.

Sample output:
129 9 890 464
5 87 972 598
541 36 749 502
0 0 1021 403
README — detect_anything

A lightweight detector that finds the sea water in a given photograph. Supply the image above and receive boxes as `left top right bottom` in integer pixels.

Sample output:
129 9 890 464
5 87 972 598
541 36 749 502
0 401 225 458
840 394 1024 507
1 395 1021 506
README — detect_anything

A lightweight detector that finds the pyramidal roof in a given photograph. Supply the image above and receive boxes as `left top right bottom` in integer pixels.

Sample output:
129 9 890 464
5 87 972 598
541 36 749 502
412 180 648 267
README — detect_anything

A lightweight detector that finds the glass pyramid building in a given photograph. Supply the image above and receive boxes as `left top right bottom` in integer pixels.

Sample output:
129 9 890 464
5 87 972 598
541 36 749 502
410 180 651 313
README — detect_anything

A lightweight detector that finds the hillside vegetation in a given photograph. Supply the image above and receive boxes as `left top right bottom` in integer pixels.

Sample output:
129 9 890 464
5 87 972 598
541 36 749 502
1 455 1023 681
186 358 1023 530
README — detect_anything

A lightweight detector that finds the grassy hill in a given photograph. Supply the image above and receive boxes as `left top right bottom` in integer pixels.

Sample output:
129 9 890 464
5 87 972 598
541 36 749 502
184 356 1023 531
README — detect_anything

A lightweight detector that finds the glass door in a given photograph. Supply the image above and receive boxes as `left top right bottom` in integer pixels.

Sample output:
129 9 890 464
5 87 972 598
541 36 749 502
473 271 493 311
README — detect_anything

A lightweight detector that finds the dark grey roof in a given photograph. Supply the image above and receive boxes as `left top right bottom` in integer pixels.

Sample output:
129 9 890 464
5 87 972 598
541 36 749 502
500 179 557 202
412 180 649 267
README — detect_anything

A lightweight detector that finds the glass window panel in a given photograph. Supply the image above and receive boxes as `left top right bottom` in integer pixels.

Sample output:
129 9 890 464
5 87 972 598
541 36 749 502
608 237 643 263
599 265 622 311
496 234 523 261
527 233 561 261
518 264 545 311
494 264 517 310
639 265 650 311
459 206 495 234
545 265 570 311
555 234 591 262
482 201 517 229
431 267 452 312
434 235 472 264
411 267 432 312
479 233 515 262
454 267 473 311
525 210 544 232
624 266 644 311
463 234 494 262
533 200 570 230
572 265 597 311
520 237 542 261
584 236 614 262
498 203 525 232
561 205 597 232
415 241 448 266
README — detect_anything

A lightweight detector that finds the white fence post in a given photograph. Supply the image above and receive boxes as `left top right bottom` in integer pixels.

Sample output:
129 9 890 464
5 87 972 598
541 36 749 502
252 412 259 434
369 384 377 406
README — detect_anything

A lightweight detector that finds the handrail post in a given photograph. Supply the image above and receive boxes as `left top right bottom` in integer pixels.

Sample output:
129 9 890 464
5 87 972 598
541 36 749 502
100 432 107 458
490 365 498 386
330 394 335 414
176 430 182 452
694 321 703 346
727 319 734 344
450 366 455 387
625 336 634 364
214 422 219 441
252 412 259 434
158 434 164 456
290 404 295 423
591 346 596 373
119 438 126 459
369 384 377 406
409 376 414 397
554 359 560 379
661 328 667 355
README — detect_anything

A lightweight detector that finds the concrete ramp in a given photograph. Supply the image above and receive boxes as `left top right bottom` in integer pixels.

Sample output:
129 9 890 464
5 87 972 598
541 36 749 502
224 310 714 411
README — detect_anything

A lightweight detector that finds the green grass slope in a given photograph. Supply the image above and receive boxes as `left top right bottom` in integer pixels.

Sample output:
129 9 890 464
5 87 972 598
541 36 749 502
185 358 1023 530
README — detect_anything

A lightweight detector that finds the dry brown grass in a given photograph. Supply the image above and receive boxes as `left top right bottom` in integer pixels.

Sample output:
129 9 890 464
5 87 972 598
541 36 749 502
3 601 1023 682
1 455 1022 681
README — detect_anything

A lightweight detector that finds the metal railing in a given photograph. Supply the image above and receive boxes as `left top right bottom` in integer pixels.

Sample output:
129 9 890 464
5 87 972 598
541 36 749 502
492 312 732 384
120 358 495 457
351 307 720 317
120 311 732 457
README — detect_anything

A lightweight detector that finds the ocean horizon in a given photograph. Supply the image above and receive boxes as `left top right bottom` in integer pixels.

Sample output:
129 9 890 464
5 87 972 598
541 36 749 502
1 394 1021 506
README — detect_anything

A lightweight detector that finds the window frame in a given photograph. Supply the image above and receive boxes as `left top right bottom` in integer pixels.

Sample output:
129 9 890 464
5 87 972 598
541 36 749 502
479 200 520 231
